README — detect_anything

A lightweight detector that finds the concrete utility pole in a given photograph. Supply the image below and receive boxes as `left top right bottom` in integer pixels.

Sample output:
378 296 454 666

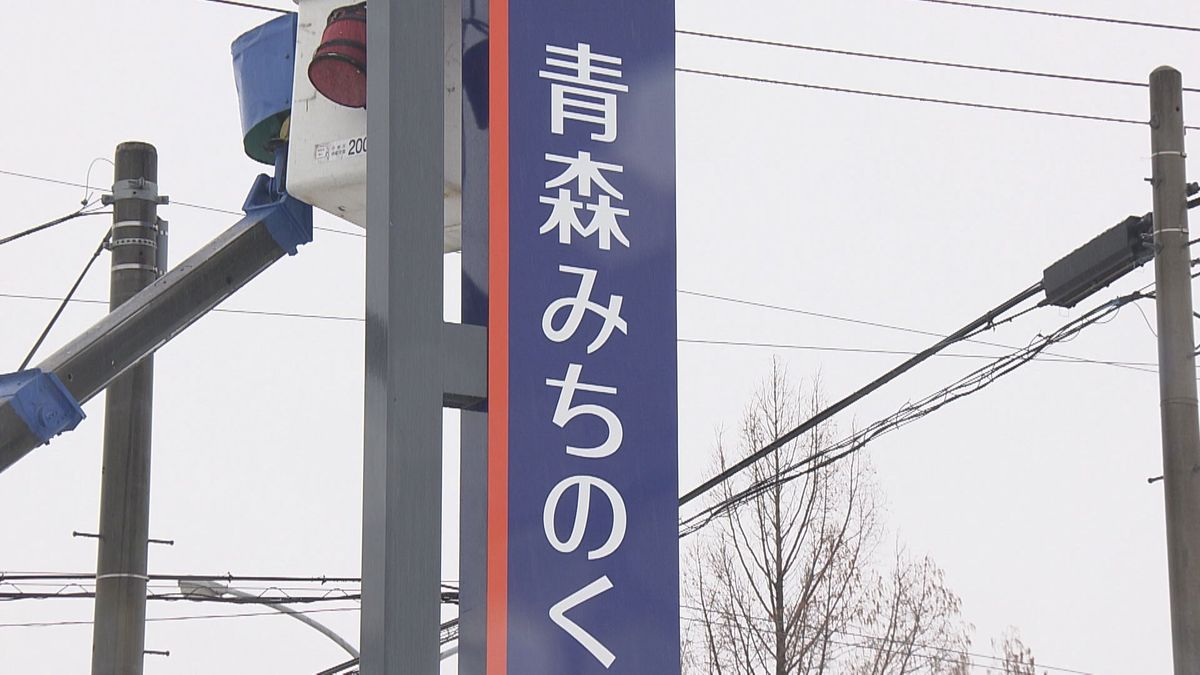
1149 66 1200 674
91 142 165 675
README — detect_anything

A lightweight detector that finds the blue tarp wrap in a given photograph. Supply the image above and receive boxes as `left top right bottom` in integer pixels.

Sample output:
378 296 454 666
0 370 84 444
232 13 297 164
243 173 313 256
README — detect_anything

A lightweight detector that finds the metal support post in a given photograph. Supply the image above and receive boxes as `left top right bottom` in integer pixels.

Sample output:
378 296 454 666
459 0 491 669
91 142 163 675
361 0 446 672
1150 66 1200 674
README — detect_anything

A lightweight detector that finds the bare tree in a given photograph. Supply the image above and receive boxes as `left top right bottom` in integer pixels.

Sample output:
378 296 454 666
852 549 971 674
683 361 973 674
684 361 876 674
987 629 1038 675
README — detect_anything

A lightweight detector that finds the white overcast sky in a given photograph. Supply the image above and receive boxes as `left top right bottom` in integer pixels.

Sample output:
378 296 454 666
2 0 1199 673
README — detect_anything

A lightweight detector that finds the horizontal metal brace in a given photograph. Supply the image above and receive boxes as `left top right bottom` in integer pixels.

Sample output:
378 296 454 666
442 322 487 409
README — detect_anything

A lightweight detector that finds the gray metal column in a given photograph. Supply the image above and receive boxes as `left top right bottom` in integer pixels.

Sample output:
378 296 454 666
362 0 446 672
1150 66 1200 674
459 0 491 669
91 142 163 675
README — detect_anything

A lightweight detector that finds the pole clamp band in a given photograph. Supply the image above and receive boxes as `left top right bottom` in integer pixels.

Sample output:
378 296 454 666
111 263 162 273
109 237 159 249
96 573 150 582
101 179 170 205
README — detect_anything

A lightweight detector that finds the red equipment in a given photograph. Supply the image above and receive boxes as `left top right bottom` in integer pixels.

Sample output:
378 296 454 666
308 2 367 109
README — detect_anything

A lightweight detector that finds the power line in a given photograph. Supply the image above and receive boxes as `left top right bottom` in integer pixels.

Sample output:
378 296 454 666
2 289 1100 362
677 68 1200 131
911 0 1200 33
17 229 111 371
321 619 461 674
0 573 457 599
191 0 1200 101
679 289 1160 373
0 209 110 248
0 572 363 584
0 591 363 604
194 0 294 13
0 606 359 629
80 157 115 206
680 289 1144 537
680 614 1088 674
3 581 365 595
678 29 1200 94
1 290 1163 371
6 289 1062 360
679 338 1157 372
0 588 457 605
831 624 1090 675
167 197 367 237
0 168 364 238
684 287 1161 527
678 280 1044 509
678 606 1093 675
0 292 363 323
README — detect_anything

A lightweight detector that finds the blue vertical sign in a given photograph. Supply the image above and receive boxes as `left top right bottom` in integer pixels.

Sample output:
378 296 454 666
486 0 678 673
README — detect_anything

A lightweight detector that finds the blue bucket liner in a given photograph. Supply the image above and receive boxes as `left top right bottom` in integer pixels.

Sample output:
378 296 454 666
232 13 298 164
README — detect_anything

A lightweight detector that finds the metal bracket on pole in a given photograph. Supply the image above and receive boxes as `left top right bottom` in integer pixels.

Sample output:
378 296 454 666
101 179 169 206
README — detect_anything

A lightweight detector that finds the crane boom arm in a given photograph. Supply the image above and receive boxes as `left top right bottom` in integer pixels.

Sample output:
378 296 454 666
0 173 312 474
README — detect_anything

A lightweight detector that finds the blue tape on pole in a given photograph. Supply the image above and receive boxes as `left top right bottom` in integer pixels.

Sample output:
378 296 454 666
232 13 298 164
243 174 314 256
0 370 85 444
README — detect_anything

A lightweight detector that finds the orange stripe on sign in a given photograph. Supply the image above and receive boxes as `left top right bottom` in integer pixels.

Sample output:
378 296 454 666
486 0 510 672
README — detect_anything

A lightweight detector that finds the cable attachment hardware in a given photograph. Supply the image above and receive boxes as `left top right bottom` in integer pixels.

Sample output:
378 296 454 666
100 178 170 206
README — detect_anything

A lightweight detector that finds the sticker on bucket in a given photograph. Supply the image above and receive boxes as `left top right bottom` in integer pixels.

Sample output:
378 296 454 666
314 135 367 162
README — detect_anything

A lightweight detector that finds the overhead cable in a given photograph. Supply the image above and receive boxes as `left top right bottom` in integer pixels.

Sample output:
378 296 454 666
680 289 1159 373
679 338 1157 371
0 606 358 629
194 0 294 13
0 572 362 584
678 29 1200 94
911 0 1200 33
0 591 363 605
0 209 110 248
678 280 1044 508
677 68 1200 131
0 168 364 238
678 605 1092 675
680 288 1146 537
1 290 1161 371
17 229 111 371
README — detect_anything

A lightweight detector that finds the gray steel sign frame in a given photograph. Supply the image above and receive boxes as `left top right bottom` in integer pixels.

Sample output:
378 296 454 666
361 0 485 672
